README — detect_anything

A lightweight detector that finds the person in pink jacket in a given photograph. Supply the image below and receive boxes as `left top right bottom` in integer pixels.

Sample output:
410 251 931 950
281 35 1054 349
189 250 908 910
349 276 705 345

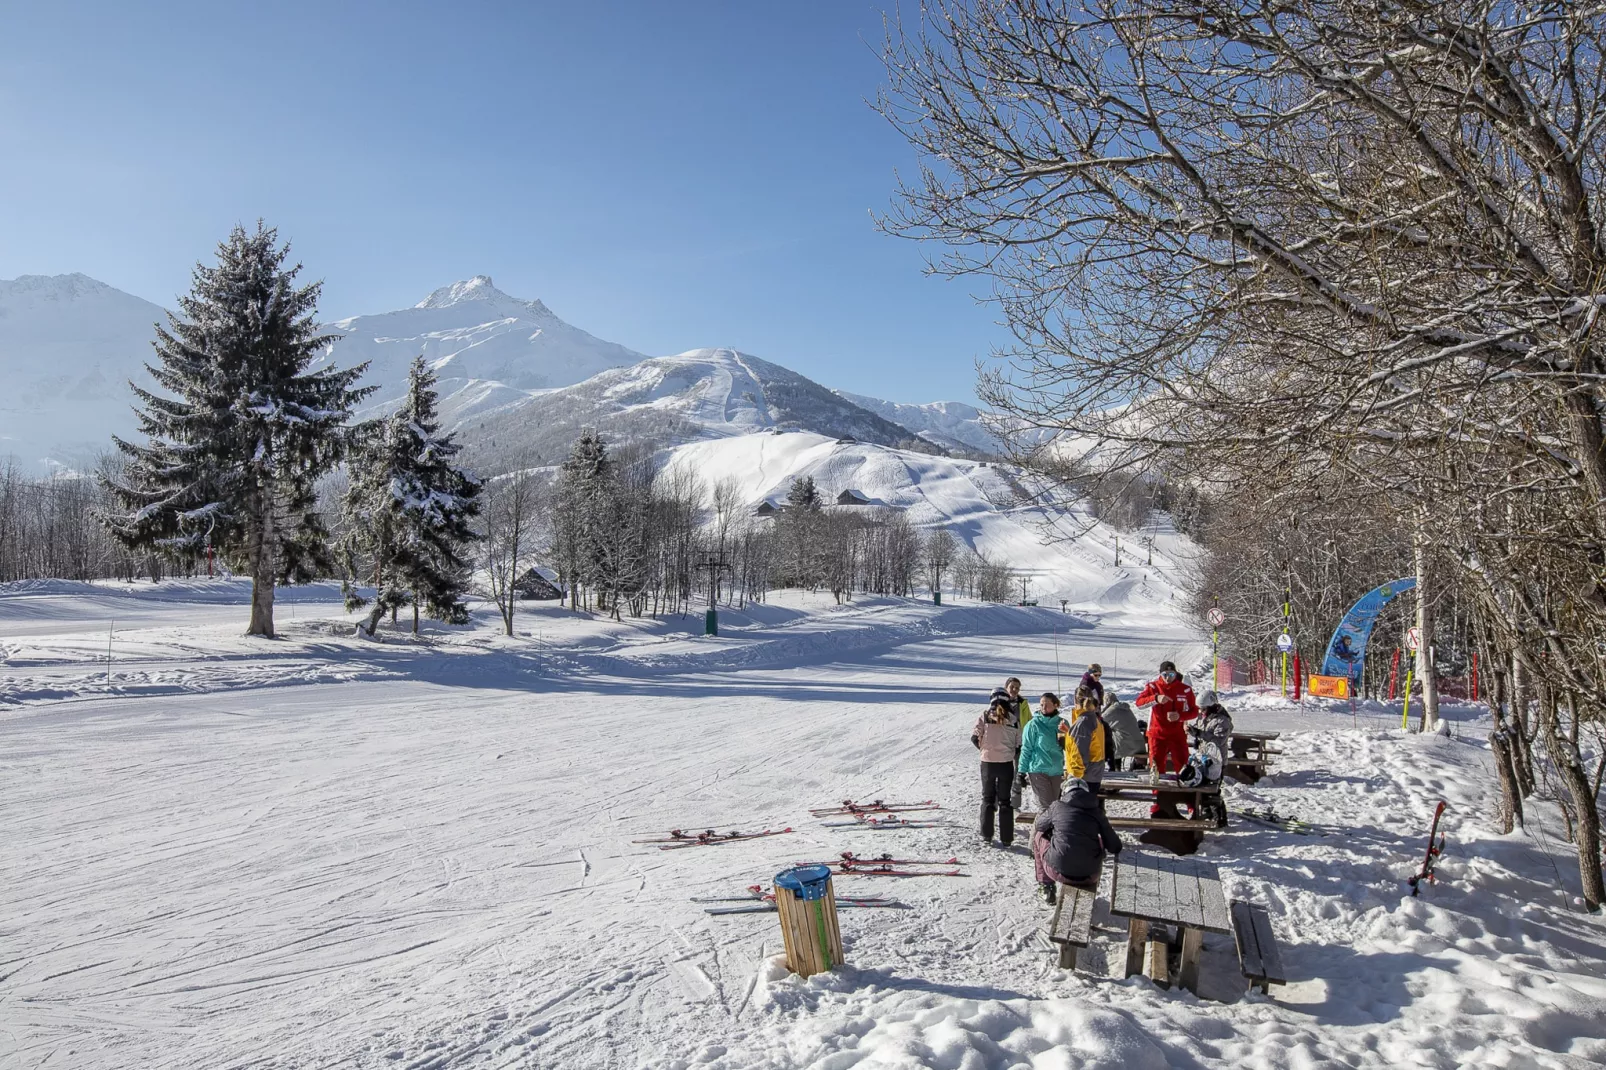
972 695 1022 846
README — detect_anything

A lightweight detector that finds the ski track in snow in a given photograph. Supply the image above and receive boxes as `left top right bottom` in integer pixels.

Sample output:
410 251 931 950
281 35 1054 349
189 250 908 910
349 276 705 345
3 587 1606 1068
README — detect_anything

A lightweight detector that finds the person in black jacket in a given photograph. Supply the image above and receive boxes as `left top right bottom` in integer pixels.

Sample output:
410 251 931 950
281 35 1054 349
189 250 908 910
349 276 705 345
1030 777 1122 904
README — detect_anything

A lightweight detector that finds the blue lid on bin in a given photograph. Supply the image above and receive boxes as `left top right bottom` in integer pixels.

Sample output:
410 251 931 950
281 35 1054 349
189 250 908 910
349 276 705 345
774 864 832 901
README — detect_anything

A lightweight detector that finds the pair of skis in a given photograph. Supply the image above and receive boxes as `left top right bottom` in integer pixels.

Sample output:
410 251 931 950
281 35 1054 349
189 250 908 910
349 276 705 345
820 813 948 830
809 799 941 817
631 827 794 850
693 884 906 915
1231 807 1325 836
792 853 968 878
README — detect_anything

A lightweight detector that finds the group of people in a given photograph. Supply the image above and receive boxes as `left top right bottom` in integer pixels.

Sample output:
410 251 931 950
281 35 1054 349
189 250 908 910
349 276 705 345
969 660 1235 904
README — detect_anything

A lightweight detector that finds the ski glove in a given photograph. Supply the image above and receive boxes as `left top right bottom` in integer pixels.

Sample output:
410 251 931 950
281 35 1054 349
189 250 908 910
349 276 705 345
971 734 980 749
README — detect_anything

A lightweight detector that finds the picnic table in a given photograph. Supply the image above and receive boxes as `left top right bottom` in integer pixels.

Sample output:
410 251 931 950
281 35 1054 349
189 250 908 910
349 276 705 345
1226 731 1283 785
1098 772 1222 852
1109 851 1232 993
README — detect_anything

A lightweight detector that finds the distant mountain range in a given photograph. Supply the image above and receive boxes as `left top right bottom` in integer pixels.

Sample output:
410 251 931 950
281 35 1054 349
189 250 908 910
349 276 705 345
0 273 1004 473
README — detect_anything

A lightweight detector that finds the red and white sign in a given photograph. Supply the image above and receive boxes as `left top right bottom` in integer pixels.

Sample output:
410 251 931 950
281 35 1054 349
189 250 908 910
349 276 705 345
1207 608 1226 627
1406 627 1422 652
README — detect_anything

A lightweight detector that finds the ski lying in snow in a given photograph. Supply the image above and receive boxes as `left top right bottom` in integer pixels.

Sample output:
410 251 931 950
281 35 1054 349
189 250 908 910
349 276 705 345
809 799 941 816
1407 800 1448 896
1231 807 1324 836
819 815 948 829
632 828 795 849
704 899 907 915
828 866 967 878
837 851 962 866
691 884 900 905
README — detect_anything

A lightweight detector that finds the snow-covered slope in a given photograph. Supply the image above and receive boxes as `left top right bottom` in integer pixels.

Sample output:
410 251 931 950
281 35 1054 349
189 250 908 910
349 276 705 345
318 275 646 419
458 349 936 469
659 430 1186 612
835 391 1005 456
0 274 165 472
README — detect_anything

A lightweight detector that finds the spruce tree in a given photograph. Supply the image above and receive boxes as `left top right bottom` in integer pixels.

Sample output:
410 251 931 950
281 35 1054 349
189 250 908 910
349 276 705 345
104 223 373 636
343 357 481 634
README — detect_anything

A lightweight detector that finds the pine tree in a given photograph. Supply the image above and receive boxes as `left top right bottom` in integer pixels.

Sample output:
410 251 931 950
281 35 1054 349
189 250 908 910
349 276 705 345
786 475 821 511
343 357 481 635
555 431 617 615
103 223 372 636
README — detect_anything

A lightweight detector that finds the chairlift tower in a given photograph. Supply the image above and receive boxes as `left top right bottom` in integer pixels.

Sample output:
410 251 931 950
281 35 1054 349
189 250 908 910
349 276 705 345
695 550 733 636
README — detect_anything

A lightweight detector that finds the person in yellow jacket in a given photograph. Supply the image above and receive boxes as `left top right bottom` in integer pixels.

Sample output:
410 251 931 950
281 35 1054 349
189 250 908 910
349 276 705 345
1058 695 1107 790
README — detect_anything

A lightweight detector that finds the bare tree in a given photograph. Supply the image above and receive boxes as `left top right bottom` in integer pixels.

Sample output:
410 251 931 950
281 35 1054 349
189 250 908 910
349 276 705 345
481 463 545 637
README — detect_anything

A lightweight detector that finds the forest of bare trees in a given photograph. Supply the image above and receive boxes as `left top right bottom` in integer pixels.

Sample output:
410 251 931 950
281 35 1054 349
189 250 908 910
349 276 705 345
883 0 1606 906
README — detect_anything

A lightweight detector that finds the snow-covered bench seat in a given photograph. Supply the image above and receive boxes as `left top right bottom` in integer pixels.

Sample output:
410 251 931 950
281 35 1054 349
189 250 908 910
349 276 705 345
1231 901 1287 994
1047 883 1096 969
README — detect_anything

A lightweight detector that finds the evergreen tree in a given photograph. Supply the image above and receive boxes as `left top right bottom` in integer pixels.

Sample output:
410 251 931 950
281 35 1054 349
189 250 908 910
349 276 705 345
786 475 822 511
555 431 618 614
343 357 481 634
103 223 372 636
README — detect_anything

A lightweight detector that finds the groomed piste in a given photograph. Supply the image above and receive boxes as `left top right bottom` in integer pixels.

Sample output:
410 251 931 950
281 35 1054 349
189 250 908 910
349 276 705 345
4 565 1604 1069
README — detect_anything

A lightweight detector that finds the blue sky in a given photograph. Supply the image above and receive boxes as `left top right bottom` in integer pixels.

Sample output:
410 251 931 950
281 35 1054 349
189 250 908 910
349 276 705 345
0 1 1005 404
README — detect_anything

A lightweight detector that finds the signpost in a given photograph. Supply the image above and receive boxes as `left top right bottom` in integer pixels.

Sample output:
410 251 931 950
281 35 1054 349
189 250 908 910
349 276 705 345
1207 607 1226 686
1281 586 1292 696
1402 628 1421 729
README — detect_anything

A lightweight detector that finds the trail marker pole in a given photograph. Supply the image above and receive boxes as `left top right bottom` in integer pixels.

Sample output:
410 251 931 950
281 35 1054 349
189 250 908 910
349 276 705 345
1403 628 1422 730
1206 606 1226 686
1053 627 1062 692
107 621 114 684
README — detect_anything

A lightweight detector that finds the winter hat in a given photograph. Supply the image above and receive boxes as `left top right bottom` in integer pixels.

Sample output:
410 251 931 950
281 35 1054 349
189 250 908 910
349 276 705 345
1158 660 1178 674
1088 663 1102 675
1059 777 1091 801
1199 690 1219 708
990 686 1012 704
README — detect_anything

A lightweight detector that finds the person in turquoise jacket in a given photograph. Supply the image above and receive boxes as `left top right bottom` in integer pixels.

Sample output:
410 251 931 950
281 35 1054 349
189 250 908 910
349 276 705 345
1016 692 1067 811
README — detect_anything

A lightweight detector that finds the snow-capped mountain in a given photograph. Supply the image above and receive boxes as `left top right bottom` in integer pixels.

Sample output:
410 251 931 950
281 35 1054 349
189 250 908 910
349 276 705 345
317 275 647 416
834 391 1006 456
456 347 937 469
0 274 165 472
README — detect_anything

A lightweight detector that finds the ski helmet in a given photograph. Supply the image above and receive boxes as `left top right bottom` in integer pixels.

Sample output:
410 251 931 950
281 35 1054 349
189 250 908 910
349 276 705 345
1178 753 1207 788
1199 690 1219 708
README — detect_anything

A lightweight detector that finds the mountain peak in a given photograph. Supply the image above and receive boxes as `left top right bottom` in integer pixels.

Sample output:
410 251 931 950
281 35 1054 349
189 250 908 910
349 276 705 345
1 272 119 302
413 275 550 316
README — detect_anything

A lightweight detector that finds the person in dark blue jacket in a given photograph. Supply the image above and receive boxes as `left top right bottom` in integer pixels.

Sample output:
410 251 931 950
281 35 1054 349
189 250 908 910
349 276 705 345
1077 663 1104 707
1030 777 1122 904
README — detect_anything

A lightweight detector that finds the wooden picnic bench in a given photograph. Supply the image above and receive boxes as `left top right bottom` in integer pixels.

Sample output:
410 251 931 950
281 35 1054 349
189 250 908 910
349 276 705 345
1109 851 1232 994
1099 772 1223 853
1231 901 1288 994
1227 732 1283 785
1046 881 1097 969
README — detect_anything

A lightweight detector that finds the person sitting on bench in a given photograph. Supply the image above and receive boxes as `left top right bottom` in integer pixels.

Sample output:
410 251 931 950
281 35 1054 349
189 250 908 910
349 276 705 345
1031 778 1122 905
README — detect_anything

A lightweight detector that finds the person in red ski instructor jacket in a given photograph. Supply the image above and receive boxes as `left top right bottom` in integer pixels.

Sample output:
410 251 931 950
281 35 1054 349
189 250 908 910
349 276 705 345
1134 660 1197 775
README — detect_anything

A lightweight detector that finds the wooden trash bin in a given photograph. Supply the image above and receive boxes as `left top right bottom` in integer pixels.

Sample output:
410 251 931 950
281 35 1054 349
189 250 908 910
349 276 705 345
774 864 845 978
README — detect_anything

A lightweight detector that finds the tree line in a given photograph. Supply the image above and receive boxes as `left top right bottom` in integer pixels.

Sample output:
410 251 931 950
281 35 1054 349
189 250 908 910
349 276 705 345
883 0 1606 907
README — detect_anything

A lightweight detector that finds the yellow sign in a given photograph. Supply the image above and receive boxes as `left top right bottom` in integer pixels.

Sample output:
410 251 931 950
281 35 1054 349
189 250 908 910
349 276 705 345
1308 674 1350 699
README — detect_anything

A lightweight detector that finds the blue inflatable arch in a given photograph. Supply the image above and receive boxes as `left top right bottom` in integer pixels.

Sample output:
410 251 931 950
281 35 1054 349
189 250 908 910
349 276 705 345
1319 577 1417 684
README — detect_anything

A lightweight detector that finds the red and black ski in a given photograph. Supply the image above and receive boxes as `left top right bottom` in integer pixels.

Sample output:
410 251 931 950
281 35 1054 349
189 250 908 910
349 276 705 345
632 827 795 849
793 852 963 868
809 799 941 816
1407 801 1448 896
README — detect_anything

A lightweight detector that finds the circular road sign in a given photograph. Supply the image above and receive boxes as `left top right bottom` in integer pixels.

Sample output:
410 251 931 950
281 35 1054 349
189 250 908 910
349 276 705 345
1207 608 1226 627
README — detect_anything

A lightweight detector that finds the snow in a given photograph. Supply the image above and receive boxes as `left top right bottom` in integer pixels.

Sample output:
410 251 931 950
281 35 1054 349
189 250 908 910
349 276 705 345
834 392 1007 456
5 560 1605 1068
659 431 1186 614
319 276 647 413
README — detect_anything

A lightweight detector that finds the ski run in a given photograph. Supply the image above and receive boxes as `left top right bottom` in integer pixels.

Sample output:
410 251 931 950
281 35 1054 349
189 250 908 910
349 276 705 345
4 580 1606 1068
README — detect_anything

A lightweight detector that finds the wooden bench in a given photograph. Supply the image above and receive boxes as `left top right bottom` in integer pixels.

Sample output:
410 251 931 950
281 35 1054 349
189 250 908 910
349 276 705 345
1107 816 1213 831
1046 883 1097 968
1231 901 1287 994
